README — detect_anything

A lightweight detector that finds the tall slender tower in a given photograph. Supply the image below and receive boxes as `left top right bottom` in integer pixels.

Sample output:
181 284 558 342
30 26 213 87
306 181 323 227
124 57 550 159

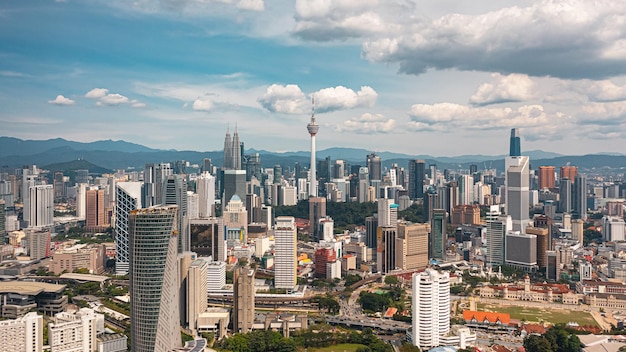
509 128 521 157
307 96 319 198
232 125 241 170
223 127 233 170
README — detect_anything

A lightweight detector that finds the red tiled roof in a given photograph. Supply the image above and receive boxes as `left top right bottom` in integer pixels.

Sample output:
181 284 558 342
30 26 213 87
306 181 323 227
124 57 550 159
463 310 511 325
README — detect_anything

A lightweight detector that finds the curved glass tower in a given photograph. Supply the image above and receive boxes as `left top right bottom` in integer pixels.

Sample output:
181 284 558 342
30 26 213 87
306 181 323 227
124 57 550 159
129 206 181 352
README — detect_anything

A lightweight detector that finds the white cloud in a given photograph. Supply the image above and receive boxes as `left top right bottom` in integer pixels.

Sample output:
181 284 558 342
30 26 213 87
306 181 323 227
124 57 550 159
257 84 378 114
48 95 75 106
469 73 536 106
130 100 147 108
569 80 626 102
192 97 214 111
98 93 129 105
85 88 109 99
337 113 395 134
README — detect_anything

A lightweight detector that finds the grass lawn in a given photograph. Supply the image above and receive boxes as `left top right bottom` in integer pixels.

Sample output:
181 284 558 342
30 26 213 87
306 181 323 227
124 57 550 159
306 343 368 352
477 303 598 327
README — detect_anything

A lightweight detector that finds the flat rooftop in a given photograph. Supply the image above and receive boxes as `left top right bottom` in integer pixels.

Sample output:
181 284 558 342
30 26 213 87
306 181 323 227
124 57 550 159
60 273 110 283
0 281 66 295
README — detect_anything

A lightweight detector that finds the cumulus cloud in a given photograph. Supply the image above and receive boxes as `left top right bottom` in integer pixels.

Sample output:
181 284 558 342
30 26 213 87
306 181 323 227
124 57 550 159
257 84 378 114
48 95 75 106
85 88 109 99
237 0 264 11
337 113 395 134
85 88 145 107
192 97 214 111
569 80 626 102
408 103 566 131
291 0 626 79
469 73 536 106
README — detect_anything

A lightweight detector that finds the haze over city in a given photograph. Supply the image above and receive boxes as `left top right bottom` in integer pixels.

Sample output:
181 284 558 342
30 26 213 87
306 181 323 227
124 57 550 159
2 1 626 156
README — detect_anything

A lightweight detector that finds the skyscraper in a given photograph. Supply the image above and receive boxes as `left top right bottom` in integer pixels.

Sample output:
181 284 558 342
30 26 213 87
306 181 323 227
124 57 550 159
367 153 382 183
505 156 530 231
143 163 172 208
129 206 181 352
223 128 233 170
509 128 521 157
233 266 255 333
559 178 572 213
163 175 188 253
115 182 143 275
560 165 578 182
412 269 450 349
86 188 107 231
573 174 587 220
27 184 54 228
430 209 448 260
377 226 397 274
538 166 556 189
307 97 319 198
408 160 426 200
485 206 511 268
196 172 216 218
274 216 297 290
395 222 429 271
309 197 326 241
222 170 246 208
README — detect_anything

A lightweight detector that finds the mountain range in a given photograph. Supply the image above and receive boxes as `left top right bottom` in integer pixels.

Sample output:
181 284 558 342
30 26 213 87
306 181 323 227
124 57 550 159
1 136 625 173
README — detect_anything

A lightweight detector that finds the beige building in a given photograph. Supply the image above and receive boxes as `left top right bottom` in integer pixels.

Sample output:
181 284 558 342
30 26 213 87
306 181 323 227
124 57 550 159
479 275 580 304
187 259 208 334
49 244 106 275
395 222 429 271
233 266 255 333
0 312 43 352
49 308 104 352
86 188 109 231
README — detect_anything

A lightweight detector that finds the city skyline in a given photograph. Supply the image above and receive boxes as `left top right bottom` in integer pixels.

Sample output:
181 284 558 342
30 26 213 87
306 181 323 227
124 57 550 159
2 1 626 156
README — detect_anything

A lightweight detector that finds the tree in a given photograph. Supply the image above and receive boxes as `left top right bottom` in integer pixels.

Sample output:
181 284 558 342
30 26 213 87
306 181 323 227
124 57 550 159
384 275 399 287
524 335 554 352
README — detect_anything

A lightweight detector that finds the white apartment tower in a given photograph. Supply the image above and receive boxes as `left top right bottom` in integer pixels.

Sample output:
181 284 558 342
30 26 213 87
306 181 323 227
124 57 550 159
274 216 297 290
412 269 450 350
28 184 54 228
505 156 530 232
49 308 104 352
0 312 43 352
197 172 216 218
114 182 142 275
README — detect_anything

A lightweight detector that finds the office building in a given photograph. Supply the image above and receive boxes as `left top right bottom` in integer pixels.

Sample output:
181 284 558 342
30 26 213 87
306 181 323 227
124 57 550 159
222 170 246 208
50 244 106 275
395 222 429 271
26 228 50 261
315 247 336 278
365 215 378 249
187 259 208 334
0 200 5 243
274 216 297 290
367 153 382 184
143 163 172 208
412 269 450 349
205 260 226 289
49 308 104 352
377 198 397 228
430 209 448 260
573 174 587 220
163 174 188 253
233 266 255 333
115 182 142 275
486 206 511 268
408 160 426 200
505 231 537 272
197 172 216 218
458 175 474 205
189 218 225 262
129 206 181 352
505 155 530 231
509 128 521 157
602 216 626 242
224 195 248 246
572 219 584 244
86 188 108 231
318 217 334 242
526 227 549 269
309 197 326 241
377 226 397 274
223 126 242 171
559 178 572 213
0 312 43 352
450 205 480 226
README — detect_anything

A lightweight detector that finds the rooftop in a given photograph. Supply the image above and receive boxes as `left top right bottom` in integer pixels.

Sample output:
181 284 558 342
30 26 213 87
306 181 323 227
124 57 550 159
0 281 66 295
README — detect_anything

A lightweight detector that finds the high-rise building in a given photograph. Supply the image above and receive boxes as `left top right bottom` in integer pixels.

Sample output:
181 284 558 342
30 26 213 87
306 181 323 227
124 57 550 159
233 266 255 333
197 172 215 218
412 269 450 349
27 184 54 228
53 171 65 199
115 182 143 274
408 160 426 200
430 209 448 260
224 195 248 246
143 163 172 208
366 153 382 184
0 312 43 352
189 218 225 261
485 206 511 268
573 174 588 220
377 198 397 228
222 127 243 170
163 175 188 253
509 128 521 157
222 170 246 209
26 228 50 261
314 247 336 278
458 175 474 205
572 219 584 244
365 215 378 249
560 165 578 182
274 216 297 290
505 156 530 232
377 226 397 274
395 222 429 271
309 197 326 241
0 200 5 243
559 178 572 213
526 227 549 269
76 183 86 219
307 99 320 198
86 188 108 231
129 206 181 352
538 166 556 189
187 259 208 334
505 231 537 271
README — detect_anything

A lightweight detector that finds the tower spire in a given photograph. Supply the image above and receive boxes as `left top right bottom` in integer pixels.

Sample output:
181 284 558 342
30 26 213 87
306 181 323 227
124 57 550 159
307 94 319 197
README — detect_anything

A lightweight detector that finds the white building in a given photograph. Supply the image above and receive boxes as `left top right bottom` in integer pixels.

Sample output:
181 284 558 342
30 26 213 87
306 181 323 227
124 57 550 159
187 191 199 220
0 312 43 352
602 216 626 242
204 260 226 290
114 182 142 276
505 156 530 232
254 237 271 258
280 185 297 206
76 183 87 219
326 260 341 280
49 308 104 352
28 184 54 228
412 269 450 350
187 260 208 334
197 172 215 218
318 217 334 242
274 216 297 290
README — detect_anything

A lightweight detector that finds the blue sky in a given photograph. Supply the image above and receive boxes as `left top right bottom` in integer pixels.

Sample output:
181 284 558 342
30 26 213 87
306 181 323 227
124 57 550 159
2 0 626 156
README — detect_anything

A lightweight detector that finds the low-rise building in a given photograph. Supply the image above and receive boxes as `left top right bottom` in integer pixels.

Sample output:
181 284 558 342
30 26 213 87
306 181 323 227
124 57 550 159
49 244 106 275
479 275 579 304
